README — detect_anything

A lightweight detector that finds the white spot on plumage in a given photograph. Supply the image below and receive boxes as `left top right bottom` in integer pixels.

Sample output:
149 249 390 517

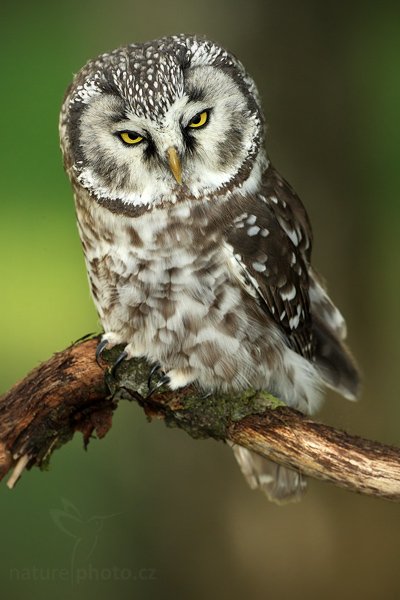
233 212 248 224
256 249 268 261
289 315 300 329
286 228 298 246
280 284 296 301
276 216 299 247
252 261 266 273
309 271 347 339
289 304 302 330
233 213 247 229
247 225 260 236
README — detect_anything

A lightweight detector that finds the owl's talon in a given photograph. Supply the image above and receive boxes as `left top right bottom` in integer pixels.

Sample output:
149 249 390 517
96 338 109 366
147 362 162 390
111 350 128 377
146 374 171 399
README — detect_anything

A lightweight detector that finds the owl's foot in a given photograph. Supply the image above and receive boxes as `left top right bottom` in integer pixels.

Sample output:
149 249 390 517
146 373 171 398
95 339 109 365
96 332 126 365
111 351 129 377
165 368 197 390
147 362 162 390
109 342 141 377
147 366 197 397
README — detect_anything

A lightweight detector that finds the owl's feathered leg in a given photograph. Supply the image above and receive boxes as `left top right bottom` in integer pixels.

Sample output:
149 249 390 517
96 332 127 361
147 367 198 397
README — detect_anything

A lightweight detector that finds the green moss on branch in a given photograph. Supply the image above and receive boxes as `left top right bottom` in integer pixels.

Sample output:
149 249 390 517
102 345 285 441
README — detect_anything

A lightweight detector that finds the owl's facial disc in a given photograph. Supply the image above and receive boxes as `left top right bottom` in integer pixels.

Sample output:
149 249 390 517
70 63 264 209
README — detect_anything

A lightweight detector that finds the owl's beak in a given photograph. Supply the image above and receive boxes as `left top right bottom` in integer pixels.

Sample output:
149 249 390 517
166 146 182 185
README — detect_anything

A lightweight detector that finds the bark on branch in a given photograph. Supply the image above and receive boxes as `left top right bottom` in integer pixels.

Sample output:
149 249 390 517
0 336 399 500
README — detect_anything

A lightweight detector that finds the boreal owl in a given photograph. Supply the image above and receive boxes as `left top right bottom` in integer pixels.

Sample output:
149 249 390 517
59 34 360 503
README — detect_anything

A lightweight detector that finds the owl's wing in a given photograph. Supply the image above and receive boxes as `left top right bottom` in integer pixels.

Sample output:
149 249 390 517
225 168 314 360
260 165 314 263
225 164 360 398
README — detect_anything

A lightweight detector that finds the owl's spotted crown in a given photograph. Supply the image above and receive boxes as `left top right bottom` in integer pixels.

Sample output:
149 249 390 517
60 34 266 213
69 35 256 118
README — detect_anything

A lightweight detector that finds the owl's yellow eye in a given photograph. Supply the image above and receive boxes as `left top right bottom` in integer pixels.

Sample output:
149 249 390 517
119 131 144 145
188 110 209 129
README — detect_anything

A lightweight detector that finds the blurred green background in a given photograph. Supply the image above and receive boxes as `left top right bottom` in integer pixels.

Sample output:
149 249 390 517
1 1 400 598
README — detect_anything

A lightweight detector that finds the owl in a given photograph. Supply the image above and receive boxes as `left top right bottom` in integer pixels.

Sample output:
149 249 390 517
59 34 360 503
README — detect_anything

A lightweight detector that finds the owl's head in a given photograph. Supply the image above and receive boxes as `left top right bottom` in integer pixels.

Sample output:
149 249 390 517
60 35 265 214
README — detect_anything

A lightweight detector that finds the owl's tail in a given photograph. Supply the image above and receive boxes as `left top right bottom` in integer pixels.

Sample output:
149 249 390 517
312 314 361 401
230 443 306 503
309 269 361 401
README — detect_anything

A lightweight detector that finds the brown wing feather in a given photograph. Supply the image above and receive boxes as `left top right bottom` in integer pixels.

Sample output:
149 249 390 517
225 163 360 398
226 166 314 359
262 164 313 261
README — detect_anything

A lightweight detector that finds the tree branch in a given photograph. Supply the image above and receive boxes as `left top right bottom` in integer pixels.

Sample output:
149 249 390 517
1 336 399 500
